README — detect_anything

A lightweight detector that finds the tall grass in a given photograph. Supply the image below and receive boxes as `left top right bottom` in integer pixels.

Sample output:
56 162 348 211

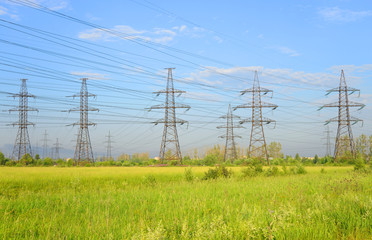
0 166 371 239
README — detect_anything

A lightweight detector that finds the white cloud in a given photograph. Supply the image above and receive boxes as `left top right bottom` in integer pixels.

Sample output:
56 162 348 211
186 66 344 89
78 25 178 44
318 7 372 22
0 5 18 19
271 46 300 57
329 64 372 74
213 36 223 43
179 25 187 32
70 72 107 80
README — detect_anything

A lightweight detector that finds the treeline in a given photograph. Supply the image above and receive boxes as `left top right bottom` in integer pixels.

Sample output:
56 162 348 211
1 135 371 167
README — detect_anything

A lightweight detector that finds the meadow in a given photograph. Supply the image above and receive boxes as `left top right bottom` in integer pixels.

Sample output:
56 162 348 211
0 166 371 239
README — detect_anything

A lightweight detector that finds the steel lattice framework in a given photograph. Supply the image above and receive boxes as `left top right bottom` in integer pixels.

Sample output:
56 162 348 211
321 70 365 161
52 138 61 159
148 68 190 163
68 78 98 164
234 71 277 165
104 131 113 160
9 79 38 160
323 126 333 157
217 104 243 162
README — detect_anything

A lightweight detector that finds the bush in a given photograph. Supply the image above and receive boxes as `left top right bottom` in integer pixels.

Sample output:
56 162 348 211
203 166 232 180
241 164 263 177
265 166 280 176
281 165 288 175
296 165 307 174
184 167 194 182
167 160 178 166
354 158 369 173
5 160 16 166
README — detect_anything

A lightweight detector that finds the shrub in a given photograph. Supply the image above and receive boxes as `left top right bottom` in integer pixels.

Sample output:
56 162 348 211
203 166 232 180
265 166 280 176
281 165 288 175
5 160 16 166
354 158 369 173
241 164 263 177
167 160 178 166
184 167 194 182
296 165 307 174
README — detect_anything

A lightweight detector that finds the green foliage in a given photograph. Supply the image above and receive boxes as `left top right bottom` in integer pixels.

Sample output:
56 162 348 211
184 167 194 182
265 166 280 176
19 153 34 166
203 166 232 180
295 165 307 174
167 160 178 166
0 152 5 165
241 164 263 177
320 168 326 174
353 158 370 173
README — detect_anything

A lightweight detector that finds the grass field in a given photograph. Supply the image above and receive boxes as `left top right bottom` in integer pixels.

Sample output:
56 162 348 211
0 166 371 239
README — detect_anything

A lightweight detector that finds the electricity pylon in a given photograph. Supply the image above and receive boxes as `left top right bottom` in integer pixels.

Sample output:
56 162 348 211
234 71 277 165
322 126 332 157
217 104 243 162
9 79 38 160
148 68 190 163
321 69 364 161
68 78 98 164
41 130 50 158
51 138 62 159
104 131 114 160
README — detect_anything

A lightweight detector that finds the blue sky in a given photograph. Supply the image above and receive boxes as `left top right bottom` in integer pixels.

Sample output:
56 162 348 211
0 0 371 158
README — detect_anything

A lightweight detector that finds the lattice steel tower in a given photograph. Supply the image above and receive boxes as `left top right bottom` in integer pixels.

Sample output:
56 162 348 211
104 131 113 160
68 78 98 163
41 130 50 158
323 126 332 157
321 70 364 161
9 79 38 160
217 104 243 162
234 71 277 165
148 68 190 163
52 138 62 159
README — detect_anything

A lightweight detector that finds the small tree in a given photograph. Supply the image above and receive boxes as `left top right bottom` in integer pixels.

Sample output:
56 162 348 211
0 152 5 165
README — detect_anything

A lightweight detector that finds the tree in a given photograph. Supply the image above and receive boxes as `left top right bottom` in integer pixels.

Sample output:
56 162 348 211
356 134 368 160
19 153 34 166
267 142 283 159
0 152 5 165
313 154 319 164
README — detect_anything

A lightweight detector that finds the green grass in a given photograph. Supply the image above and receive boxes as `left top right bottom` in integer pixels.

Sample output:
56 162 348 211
0 166 371 239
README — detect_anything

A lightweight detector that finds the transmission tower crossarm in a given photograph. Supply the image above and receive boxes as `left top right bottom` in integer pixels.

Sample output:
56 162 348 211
147 103 190 110
234 102 277 109
239 117 275 124
153 89 186 95
326 87 361 95
152 118 188 125
240 88 273 95
321 101 365 109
